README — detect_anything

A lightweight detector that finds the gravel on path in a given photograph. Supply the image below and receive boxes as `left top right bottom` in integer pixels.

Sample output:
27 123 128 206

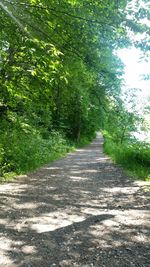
0 134 149 267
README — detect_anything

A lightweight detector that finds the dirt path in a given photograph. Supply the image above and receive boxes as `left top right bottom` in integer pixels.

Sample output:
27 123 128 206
0 134 149 267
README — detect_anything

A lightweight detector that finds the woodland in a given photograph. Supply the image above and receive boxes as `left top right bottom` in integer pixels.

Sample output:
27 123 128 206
0 0 149 180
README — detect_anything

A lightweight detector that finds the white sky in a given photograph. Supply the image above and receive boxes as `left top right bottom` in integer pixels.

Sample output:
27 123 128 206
117 0 150 140
118 47 150 111
118 47 150 141
117 0 150 109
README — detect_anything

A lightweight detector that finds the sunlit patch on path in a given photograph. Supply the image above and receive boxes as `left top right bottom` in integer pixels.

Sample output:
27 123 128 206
0 134 149 267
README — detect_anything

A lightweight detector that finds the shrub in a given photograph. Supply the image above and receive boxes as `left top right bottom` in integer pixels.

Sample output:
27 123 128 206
103 133 150 181
0 119 73 179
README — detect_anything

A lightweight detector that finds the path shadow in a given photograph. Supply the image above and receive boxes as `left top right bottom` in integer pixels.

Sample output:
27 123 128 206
0 135 149 266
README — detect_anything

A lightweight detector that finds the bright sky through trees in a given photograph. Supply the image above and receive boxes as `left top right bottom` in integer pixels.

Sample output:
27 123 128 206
118 47 150 141
118 0 150 114
118 47 150 104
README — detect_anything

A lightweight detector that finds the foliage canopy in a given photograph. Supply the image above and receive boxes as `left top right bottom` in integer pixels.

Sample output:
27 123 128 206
0 0 149 177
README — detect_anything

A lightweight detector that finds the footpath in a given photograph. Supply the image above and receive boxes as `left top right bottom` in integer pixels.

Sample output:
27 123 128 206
0 134 149 267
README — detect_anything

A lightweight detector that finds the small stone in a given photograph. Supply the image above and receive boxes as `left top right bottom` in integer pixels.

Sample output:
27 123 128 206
125 247 132 251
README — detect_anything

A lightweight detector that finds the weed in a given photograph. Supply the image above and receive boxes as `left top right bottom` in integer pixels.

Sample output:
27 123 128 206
103 132 150 181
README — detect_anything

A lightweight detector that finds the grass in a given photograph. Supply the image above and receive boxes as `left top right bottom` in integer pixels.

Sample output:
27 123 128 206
0 118 96 182
103 132 150 181
0 125 75 182
76 132 97 148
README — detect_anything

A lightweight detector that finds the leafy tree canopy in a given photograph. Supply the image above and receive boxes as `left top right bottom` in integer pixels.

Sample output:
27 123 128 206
0 0 149 175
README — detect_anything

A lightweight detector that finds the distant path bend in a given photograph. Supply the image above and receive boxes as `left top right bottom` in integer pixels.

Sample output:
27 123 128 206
0 133 149 267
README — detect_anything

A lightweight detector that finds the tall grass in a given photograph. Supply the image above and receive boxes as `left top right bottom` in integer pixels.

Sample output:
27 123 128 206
76 132 97 147
103 133 150 181
0 121 74 181
0 115 96 182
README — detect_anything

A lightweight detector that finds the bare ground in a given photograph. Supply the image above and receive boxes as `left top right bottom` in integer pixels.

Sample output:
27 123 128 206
0 134 150 267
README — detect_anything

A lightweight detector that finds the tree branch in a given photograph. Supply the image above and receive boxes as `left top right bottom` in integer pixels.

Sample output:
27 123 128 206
4 0 116 28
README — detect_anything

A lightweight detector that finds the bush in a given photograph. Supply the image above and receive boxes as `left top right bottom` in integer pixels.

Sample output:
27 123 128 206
103 133 150 181
0 119 73 179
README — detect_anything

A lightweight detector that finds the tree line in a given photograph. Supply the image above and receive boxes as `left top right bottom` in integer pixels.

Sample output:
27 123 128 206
0 0 149 178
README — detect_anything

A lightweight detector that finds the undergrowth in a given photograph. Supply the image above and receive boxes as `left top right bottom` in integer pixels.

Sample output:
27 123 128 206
0 118 95 182
76 132 96 147
103 131 150 181
0 123 75 182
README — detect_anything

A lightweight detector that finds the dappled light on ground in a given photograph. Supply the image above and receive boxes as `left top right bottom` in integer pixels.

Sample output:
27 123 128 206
0 134 149 266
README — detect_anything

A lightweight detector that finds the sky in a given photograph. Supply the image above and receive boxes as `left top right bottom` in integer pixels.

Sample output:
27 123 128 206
118 47 150 141
117 0 150 114
118 47 150 108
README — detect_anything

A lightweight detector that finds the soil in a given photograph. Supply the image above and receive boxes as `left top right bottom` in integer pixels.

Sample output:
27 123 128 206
0 133 150 267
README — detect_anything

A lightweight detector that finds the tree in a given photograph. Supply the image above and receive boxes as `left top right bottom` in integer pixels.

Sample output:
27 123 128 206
0 0 149 174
